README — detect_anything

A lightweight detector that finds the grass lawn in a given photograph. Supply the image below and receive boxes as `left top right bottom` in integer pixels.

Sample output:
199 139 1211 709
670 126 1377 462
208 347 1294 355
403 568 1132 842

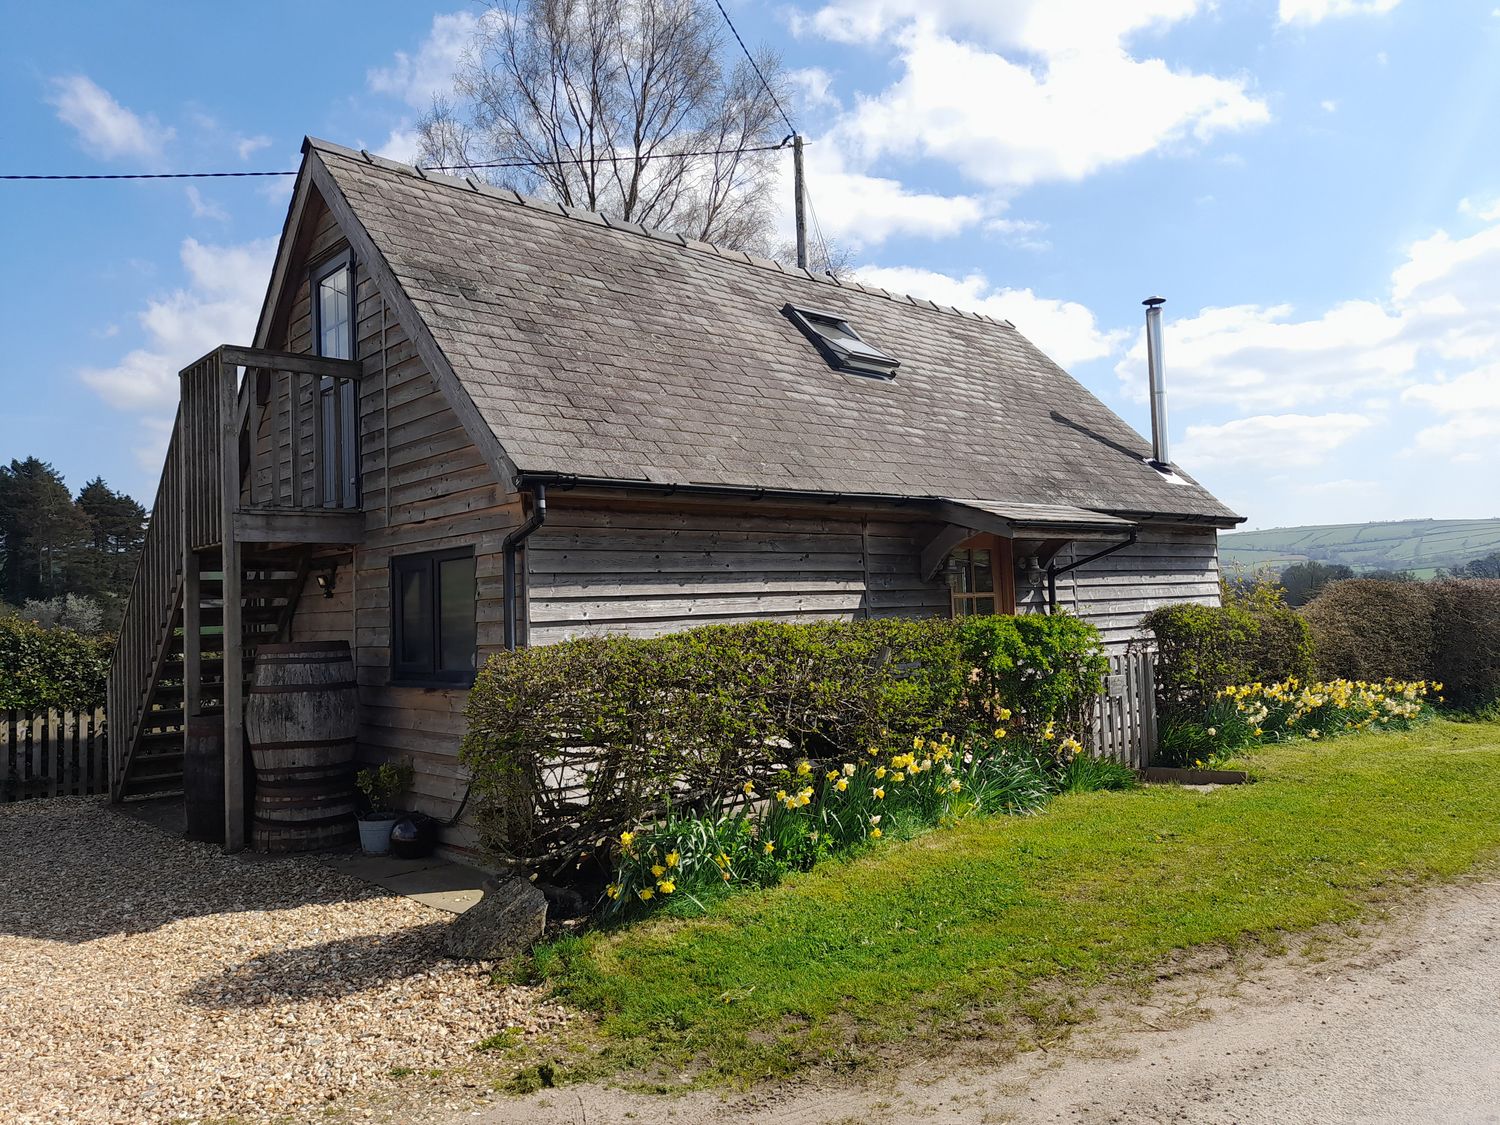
531 720 1500 1085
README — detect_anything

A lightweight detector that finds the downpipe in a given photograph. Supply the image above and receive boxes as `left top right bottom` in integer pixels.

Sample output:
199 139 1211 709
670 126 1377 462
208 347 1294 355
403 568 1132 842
502 483 548 650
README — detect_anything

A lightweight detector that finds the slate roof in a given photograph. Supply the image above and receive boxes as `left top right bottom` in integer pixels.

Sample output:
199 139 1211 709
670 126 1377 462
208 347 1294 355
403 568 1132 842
308 139 1241 525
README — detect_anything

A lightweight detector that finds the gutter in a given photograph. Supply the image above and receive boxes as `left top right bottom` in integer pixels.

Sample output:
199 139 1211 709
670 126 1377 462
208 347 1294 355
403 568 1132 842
1047 529 1139 613
515 471 919 508
501 482 548 650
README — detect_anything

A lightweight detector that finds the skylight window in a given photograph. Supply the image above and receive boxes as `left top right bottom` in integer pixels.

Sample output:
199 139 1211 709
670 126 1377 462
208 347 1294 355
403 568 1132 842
785 304 900 379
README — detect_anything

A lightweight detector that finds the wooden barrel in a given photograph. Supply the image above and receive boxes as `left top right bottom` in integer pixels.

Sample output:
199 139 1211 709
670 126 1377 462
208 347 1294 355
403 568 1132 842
245 640 358 853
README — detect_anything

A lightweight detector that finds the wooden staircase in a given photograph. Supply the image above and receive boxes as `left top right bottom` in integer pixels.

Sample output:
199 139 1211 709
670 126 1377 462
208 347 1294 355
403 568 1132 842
115 559 307 798
106 345 364 848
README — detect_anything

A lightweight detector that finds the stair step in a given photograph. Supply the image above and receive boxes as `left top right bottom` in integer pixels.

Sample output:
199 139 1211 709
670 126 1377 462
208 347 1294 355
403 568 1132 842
121 774 183 798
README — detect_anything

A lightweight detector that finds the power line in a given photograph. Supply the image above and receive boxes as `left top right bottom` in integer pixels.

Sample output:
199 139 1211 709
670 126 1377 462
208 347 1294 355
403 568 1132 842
711 0 797 136
1 170 296 181
0 140 794 183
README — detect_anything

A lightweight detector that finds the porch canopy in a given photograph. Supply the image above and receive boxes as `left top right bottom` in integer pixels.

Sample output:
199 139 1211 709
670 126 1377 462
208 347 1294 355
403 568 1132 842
921 498 1138 583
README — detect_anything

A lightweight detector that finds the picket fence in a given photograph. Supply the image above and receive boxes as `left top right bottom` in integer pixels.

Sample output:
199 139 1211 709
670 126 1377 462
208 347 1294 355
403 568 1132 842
1089 646 1158 770
2 709 109 802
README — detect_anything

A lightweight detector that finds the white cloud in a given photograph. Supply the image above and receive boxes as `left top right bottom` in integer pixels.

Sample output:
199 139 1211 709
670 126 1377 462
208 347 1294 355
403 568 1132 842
1115 299 1412 410
1278 0 1401 25
795 145 989 246
184 185 229 221
789 67 840 112
801 1 1268 190
47 75 173 160
852 264 1124 367
81 239 275 412
1175 413 1375 471
235 134 272 160
367 10 478 109
1320 98 1339 113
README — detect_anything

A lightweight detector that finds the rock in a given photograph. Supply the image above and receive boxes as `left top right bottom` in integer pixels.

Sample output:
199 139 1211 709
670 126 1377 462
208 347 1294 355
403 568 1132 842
442 876 548 960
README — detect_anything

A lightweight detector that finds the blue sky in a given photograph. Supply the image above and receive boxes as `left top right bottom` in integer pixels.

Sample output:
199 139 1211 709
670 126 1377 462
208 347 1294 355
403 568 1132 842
3 0 1499 530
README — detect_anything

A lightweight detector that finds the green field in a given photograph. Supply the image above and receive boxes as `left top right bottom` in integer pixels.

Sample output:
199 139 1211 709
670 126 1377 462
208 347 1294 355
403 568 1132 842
1220 518 1500 576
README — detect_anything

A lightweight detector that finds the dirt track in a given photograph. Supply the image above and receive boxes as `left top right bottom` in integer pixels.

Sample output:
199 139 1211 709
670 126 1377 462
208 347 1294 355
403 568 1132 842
469 878 1500 1124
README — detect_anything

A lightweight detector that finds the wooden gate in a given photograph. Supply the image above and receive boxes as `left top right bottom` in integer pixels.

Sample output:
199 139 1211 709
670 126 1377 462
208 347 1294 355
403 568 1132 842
1090 646 1157 769
2 710 109 802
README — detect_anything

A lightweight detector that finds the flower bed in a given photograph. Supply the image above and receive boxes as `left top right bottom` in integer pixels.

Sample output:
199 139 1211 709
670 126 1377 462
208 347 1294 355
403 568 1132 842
1160 677 1436 768
601 723 1135 920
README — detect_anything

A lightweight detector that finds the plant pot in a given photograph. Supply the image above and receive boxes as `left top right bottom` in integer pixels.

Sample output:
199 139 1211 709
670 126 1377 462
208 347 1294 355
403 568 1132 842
358 814 398 856
389 812 440 860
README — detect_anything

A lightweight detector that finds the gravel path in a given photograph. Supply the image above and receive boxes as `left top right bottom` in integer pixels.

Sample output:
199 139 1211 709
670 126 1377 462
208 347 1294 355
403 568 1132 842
0 797 567 1125
461 878 1500 1125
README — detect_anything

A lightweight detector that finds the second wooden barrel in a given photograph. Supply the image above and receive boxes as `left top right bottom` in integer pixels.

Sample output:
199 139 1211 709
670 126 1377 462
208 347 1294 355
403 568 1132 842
245 640 359 853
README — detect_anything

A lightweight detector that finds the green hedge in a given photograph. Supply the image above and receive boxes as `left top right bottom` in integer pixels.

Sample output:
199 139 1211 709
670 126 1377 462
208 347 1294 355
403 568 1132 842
1142 579 1314 718
0 615 112 711
1304 579 1500 710
460 614 1107 871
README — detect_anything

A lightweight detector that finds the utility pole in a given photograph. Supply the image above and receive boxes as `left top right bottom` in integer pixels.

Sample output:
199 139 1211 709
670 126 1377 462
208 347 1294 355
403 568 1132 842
793 134 808 271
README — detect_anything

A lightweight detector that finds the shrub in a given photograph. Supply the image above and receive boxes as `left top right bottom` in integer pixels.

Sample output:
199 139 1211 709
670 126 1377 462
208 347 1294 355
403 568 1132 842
0 615 111 711
1302 580 1436 684
1143 578 1314 720
1302 578 1500 711
1427 580 1500 710
958 613 1109 739
461 613 1108 873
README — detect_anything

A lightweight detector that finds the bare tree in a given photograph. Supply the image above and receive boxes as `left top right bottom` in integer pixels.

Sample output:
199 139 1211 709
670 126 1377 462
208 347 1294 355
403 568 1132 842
417 0 790 252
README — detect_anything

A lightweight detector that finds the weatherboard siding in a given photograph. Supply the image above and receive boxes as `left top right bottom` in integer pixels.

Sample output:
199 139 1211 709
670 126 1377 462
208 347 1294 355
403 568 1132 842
525 501 951 644
1048 526 1222 648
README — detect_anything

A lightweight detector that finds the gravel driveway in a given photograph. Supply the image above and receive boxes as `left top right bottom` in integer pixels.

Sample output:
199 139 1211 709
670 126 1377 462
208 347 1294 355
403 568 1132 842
0 797 566 1125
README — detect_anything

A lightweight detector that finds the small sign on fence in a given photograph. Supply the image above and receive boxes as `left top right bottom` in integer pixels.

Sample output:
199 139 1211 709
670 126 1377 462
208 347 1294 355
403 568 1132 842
2 710 109 802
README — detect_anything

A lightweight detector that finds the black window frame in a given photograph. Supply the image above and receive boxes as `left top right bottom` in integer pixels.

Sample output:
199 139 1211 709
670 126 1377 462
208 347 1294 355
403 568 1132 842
784 303 901 379
390 546 478 686
309 248 360 509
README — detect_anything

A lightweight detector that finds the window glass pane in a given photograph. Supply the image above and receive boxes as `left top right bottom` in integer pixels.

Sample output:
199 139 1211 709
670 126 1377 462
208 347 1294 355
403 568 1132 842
340 379 358 506
944 550 969 594
973 597 996 616
317 265 352 360
398 563 431 667
437 556 477 672
973 549 994 593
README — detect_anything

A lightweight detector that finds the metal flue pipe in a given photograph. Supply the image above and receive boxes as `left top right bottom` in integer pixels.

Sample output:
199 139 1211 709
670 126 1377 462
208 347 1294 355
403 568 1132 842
1143 296 1169 467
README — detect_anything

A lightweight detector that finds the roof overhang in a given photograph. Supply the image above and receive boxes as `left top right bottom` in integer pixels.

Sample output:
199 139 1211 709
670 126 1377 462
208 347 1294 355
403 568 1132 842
931 498 1138 540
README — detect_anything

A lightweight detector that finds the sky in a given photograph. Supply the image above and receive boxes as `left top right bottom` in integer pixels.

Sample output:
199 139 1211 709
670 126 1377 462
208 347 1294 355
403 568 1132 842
3 0 1499 531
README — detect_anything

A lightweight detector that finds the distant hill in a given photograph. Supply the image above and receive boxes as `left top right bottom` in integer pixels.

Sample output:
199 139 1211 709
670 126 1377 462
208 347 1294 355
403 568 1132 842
1220 518 1500 577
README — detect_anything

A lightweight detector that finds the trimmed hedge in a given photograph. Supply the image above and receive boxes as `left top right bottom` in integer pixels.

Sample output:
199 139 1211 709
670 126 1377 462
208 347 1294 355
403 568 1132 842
1304 578 1500 710
0 615 112 711
1142 579 1314 718
460 614 1107 872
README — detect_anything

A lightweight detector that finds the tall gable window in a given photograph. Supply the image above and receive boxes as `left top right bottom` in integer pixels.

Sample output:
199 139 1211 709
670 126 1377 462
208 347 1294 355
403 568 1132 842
785 304 900 379
391 547 477 684
311 250 358 508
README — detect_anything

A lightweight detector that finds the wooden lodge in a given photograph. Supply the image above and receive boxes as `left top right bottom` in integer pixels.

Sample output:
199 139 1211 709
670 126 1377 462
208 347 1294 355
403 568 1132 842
106 138 1242 855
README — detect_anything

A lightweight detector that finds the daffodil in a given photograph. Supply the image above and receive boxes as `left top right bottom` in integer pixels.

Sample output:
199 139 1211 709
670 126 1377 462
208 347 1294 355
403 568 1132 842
742 781 757 797
665 850 679 867
620 831 635 848
873 787 885 800
651 864 665 877
763 841 775 855
870 827 883 839
605 883 621 900
875 766 887 779
796 761 812 777
657 879 675 894
638 888 654 901
835 778 849 792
